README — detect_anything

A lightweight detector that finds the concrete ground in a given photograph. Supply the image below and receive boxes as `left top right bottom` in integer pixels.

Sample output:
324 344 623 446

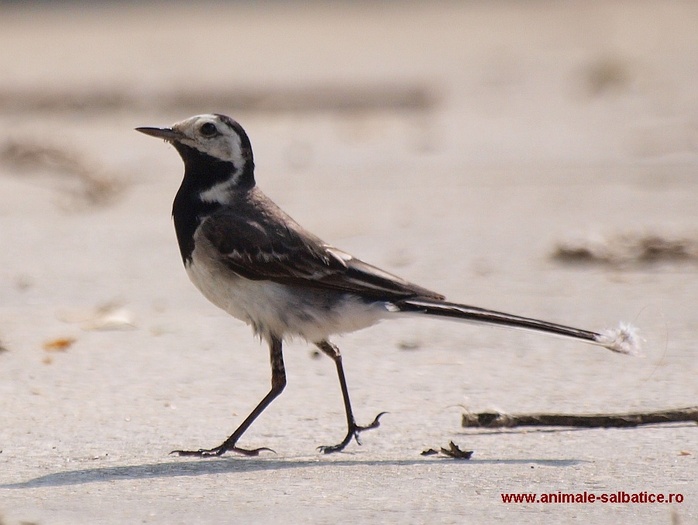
0 2 696 523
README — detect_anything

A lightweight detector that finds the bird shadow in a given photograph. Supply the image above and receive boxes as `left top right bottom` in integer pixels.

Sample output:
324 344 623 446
1 455 583 489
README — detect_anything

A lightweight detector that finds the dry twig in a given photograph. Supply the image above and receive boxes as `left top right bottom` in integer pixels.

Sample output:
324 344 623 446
462 407 698 429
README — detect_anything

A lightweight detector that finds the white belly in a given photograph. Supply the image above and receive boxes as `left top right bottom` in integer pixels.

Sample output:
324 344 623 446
185 255 389 343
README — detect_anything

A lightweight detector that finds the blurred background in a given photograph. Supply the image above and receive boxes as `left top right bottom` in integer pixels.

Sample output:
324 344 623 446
2 0 697 417
0 1 696 523
1 0 697 425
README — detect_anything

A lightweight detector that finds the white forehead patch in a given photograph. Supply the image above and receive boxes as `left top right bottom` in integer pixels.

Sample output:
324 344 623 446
171 114 244 165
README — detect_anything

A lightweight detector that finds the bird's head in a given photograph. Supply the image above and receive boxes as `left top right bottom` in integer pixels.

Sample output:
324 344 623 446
137 114 255 193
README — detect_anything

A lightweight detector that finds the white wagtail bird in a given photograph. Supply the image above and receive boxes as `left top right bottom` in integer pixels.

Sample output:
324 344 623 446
137 114 639 457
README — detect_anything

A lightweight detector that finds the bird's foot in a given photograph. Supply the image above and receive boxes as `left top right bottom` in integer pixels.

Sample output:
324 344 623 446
317 412 387 454
171 444 275 458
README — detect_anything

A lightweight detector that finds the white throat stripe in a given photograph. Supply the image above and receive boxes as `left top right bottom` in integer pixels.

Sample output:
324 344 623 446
199 179 236 204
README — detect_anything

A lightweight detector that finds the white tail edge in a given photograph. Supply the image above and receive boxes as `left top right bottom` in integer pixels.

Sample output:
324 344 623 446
595 323 641 355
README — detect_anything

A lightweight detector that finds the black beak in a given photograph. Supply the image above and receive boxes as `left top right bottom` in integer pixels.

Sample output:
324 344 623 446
135 126 183 142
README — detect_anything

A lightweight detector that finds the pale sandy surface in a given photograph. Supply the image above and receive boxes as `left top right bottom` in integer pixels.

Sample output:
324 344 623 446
0 2 696 524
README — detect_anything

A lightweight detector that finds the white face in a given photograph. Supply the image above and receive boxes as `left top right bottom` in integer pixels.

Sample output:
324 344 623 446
171 114 246 165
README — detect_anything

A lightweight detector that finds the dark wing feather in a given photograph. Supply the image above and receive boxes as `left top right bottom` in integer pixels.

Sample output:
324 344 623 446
200 210 444 301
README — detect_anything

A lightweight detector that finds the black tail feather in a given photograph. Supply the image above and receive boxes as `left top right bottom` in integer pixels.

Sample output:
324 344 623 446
395 298 601 343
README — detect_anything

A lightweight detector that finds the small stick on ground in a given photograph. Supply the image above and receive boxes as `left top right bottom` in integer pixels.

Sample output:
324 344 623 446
462 406 698 429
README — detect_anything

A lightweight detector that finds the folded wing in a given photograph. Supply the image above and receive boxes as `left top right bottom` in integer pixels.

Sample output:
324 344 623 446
200 210 444 301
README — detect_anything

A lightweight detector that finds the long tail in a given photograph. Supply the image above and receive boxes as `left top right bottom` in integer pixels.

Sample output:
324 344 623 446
394 298 639 355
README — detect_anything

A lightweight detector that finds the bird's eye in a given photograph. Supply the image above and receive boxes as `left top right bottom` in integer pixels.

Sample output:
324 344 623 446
199 122 218 137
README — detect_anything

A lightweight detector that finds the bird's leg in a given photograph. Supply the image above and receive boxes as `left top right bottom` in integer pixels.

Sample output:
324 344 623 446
315 340 386 454
173 336 286 457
